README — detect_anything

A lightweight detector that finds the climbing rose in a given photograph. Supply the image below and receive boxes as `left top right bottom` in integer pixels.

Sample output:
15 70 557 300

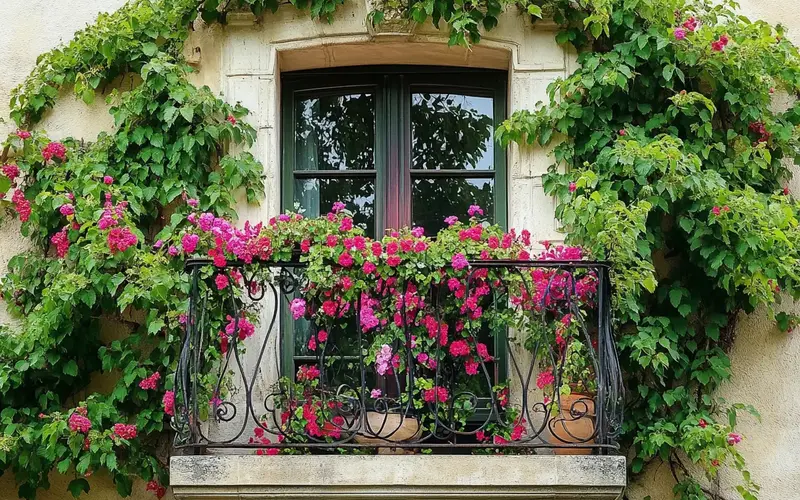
42 142 67 162
139 372 161 390
468 205 484 217
163 390 175 416
784 186 790 196
187 198 199 207
15 130 31 140
683 16 698 31
452 253 469 270
168 245 180 257
12 190 31 222
103 175 113 185
449 339 471 357
290 298 307 320
112 423 138 440
423 386 449 403
674 27 687 40
300 239 311 253
727 432 742 445
182 233 199 254
107 227 138 253
51 228 70 258
536 370 555 389
59 203 74 216
465 358 479 375
363 261 377 274
386 255 401 267
215 274 229 290
68 412 92 433
711 35 729 51
1 164 19 180
711 206 721 216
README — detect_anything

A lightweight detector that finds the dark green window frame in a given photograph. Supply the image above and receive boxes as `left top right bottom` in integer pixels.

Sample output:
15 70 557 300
280 65 508 396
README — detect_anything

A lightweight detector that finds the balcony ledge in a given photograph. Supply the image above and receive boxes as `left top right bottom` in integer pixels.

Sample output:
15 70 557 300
170 454 626 499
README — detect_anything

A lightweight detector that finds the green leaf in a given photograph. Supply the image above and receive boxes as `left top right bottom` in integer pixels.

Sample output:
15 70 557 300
68 478 90 498
63 360 79 377
142 42 159 56
179 106 195 123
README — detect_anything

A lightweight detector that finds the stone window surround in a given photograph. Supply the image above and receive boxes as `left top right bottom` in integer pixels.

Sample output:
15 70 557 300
170 9 626 500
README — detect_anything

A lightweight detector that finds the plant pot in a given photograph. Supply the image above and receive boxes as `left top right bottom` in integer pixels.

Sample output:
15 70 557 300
548 393 596 455
354 411 421 454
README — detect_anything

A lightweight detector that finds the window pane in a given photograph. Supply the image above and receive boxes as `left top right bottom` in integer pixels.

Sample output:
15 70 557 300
412 93 494 171
293 178 375 236
412 178 494 234
294 93 375 171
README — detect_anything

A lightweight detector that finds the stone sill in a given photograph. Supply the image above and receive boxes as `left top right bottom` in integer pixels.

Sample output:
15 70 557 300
171 454 625 499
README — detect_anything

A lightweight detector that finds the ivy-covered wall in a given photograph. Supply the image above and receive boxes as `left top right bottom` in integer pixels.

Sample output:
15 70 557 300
1 0 799 499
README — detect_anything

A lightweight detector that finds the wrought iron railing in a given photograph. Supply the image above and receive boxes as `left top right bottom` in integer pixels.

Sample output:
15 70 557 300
173 258 623 454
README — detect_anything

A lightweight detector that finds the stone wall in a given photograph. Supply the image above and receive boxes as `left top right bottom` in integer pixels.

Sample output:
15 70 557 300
0 0 798 499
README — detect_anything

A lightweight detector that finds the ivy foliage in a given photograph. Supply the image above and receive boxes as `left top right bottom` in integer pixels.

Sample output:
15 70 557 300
0 0 799 499
499 0 800 497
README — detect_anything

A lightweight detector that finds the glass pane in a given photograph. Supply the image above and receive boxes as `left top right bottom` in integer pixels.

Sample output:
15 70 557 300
294 93 375 171
412 177 494 234
293 177 375 237
412 93 494 171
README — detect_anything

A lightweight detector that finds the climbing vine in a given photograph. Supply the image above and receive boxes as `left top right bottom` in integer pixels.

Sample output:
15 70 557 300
0 0 798 499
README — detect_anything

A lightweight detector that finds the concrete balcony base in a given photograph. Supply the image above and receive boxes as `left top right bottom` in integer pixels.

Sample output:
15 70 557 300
170 454 625 499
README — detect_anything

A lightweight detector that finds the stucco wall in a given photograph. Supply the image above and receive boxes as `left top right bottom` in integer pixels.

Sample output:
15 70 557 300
0 0 798 499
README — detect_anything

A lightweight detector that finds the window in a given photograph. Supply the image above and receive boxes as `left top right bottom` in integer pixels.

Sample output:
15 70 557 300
281 66 507 392
281 66 507 237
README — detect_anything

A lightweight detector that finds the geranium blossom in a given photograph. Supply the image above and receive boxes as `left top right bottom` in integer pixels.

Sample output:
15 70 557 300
290 298 306 319
423 386 449 403
536 369 555 389
42 142 67 162
51 227 70 258
68 412 92 433
139 372 161 390
112 423 138 440
468 205 484 217
375 344 393 375
163 390 175 416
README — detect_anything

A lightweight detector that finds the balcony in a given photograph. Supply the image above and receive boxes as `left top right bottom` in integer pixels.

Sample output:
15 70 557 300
169 258 626 499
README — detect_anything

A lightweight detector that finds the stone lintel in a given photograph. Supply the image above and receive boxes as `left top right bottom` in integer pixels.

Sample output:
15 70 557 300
170 454 625 499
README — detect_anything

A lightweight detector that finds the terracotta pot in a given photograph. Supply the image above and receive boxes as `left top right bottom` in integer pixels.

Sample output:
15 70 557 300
354 411 421 454
548 393 596 455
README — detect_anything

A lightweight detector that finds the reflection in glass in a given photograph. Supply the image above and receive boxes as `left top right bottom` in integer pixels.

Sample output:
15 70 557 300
294 93 375 171
412 178 494 234
412 93 494 171
293 178 375 236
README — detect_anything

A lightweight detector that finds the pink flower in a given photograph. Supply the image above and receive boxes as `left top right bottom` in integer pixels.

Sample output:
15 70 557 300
339 217 353 232
317 330 328 342
332 201 346 213
12 190 31 222
386 255 401 267
465 358 479 375
290 298 306 320
326 234 338 247
103 175 114 185
569 182 577 193
15 130 31 140
300 239 311 253
163 390 175 416
727 432 742 445
338 251 354 267
711 35 729 52
468 205 484 217
112 423 137 440
375 344 393 376
452 253 469 270
146 480 167 499
444 215 459 226
411 226 424 238
297 365 320 381
51 227 70 258
449 339 471 357
321 300 338 316
784 186 790 196
139 372 161 390
226 115 237 125
673 27 687 40
363 261 377 274
1 164 20 180
215 274 229 290
182 233 199 254
423 386 449 403
42 142 67 162
536 370 554 389
618 129 627 136
417 353 429 365
711 206 721 216
168 245 180 257
59 203 74 216
308 336 317 351
371 389 382 398
107 227 138 253
68 412 92 433
683 16 698 31
476 342 493 361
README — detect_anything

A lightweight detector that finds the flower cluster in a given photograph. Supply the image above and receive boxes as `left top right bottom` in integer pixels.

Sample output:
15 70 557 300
139 372 161 390
112 423 138 440
162 390 175 416
41 141 67 162
68 410 92 433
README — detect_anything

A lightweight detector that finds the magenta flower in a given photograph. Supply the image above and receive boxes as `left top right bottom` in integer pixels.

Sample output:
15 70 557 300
683 16 698 31
1 164 20 180
444 215 459 226
215 274 229 290
536 370 555 389
187 198 199 207
15 130 31 140
727 432 742 445
163 390 175 416
139 372 161 390
411 226 424 238
290 298 306 320
112 423 137 440
370 388 382 398
332 201 346 213
181 233 199 254
168 245 180 257
423 386 449 403
711 206 721 216
451 253 469 270
103 175 114 185
42 142 67 162
468 205 484 217
375 344 393 376
674 27 687 40
569 182 577 193
59 203 75 216
338 251 354 267
68 412 92 433
711 35 729 51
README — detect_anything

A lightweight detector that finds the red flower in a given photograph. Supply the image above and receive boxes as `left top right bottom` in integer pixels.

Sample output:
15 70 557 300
536 369 555 389
711 206 721 216
163 390 175 416
386 255 401 267
569 182 577 192
698 418 707 428
449 339 471 357
423 386 449 403
226 115 237 125
711 35 729 51
42 142 67 162
338 251 354 267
